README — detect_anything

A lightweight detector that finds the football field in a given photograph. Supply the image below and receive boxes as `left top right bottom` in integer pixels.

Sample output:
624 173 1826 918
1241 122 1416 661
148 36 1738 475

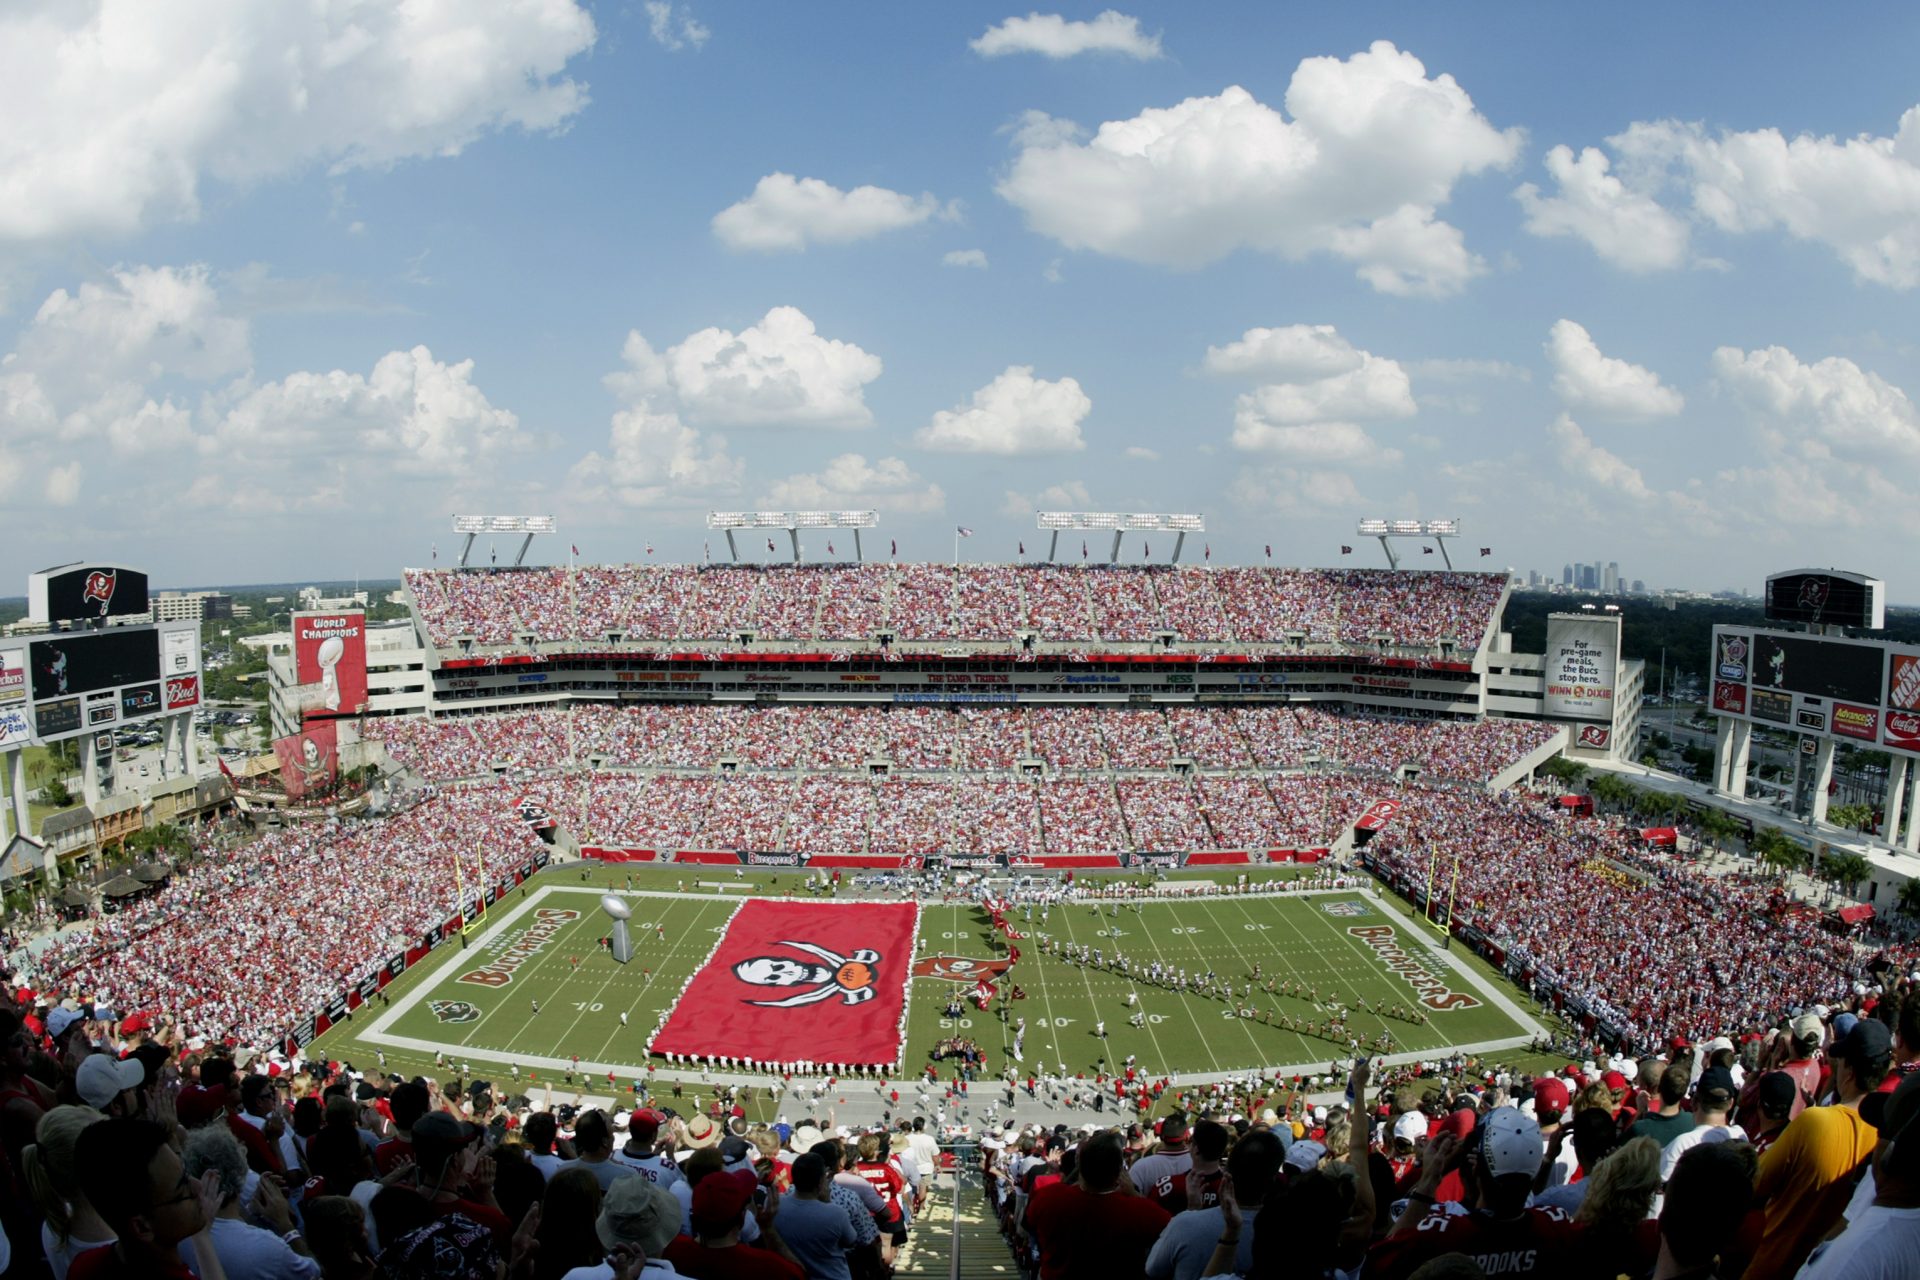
318 865 1537 1094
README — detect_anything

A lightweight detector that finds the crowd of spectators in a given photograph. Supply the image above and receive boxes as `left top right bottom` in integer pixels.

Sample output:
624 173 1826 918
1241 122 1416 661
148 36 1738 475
17 785 545 1054
402 564 1507 651
1365 787 1869 1053
374 705 1555 786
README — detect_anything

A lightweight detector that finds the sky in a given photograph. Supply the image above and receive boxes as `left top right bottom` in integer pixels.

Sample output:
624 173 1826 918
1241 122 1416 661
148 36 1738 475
1 3 1918 598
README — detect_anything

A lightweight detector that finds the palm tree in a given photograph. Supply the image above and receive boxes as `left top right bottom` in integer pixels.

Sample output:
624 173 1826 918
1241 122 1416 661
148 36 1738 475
1826 803 1874 834
1822 852 1871 898
1897 877 1920 921
1698 808 1740 854
1752 828 1806 880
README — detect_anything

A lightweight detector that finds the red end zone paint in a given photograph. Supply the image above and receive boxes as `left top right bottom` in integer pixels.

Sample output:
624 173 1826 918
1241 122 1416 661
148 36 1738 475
651 900 919 1066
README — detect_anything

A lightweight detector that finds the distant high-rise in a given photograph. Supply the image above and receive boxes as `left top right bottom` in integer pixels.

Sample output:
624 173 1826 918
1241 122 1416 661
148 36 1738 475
1562 564 1573 586
1631 579 1646 594
1603 562 1620 594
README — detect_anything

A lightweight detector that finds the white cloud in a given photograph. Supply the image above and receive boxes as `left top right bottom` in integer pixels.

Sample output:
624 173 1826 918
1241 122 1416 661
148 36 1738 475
1001 480 1091 518
1042 259 1065 284
917 366 1090 454
568 404 740 509
713 174 949 252
1213 324 1414 461
763 454 943 513
644 1 709 51
970 11 1162 60
1521 107 1920 287
0 1 596 245
1547 414 1653 501
996 42 1522 295
1203 324 1364 380
46 462 82 506
1514 145 1691 272
1713 344 1920 461
943 249 990 269
1545 319 1684 419
1122 445 1159 461
614 306 882 429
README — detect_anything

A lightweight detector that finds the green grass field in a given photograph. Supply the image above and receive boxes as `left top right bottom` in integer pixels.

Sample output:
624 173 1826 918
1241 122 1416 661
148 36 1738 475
311 864 1537 1098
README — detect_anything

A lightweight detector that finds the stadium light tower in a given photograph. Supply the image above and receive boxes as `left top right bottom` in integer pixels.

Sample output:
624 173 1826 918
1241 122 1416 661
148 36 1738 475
706 511 878 564
451 515 555 568
1356 517 1459 569
1035 512 1205 564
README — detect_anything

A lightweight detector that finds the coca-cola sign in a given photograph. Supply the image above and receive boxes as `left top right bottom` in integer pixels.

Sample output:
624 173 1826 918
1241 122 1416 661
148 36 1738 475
1885 709 1920 752
165 674 200 709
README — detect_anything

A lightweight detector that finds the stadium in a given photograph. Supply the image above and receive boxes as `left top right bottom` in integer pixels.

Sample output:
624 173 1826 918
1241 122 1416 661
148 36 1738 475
4 529 1916 1280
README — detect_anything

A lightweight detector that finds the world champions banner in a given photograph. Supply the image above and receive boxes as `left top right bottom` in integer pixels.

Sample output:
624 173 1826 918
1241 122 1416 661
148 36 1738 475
650 900 919 1066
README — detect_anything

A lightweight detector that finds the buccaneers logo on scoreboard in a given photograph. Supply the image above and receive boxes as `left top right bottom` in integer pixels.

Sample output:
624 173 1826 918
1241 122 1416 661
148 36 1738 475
1797 576 1831 612
81 570 116 614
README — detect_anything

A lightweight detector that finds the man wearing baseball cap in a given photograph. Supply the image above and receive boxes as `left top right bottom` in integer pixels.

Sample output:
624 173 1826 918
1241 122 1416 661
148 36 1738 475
1737 1015 1824 1134
1745 1017 1889 1280
612 1108 685 1188
665 1168 800 1280
1368 1107 1581 1279
75 1051 146 1117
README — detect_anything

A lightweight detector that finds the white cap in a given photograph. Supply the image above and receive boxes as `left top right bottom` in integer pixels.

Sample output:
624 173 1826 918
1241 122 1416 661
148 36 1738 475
1703 1036 1735 1056
1393 1112 1427 1143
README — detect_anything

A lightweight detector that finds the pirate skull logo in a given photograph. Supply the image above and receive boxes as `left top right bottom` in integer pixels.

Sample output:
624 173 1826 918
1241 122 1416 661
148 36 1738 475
733 941 883 1008
431 1000 481 1023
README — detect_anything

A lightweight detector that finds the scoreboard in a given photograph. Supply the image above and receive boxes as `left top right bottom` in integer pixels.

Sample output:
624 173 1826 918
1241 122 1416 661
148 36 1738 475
1712 625 1920 758
1 622 202 747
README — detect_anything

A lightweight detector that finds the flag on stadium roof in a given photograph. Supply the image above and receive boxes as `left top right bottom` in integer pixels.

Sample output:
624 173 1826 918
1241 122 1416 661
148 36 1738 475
1082 541 1088 559
1480 546 1492 556
1204 544 1210 561
889 538 897 558
1264 544 1272 559
1340 545 1352 555
956 526 973 537
1018 540 1025 556
571 544 579 556
1423 546 1435 554
828 541 835 555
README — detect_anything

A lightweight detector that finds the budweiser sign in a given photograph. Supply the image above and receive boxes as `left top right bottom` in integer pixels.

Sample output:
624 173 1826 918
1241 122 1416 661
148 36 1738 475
164 675 200 710
1712 681 1747 715
1885 709 1920 752
1831 703 1879 741
1889 654 1920 712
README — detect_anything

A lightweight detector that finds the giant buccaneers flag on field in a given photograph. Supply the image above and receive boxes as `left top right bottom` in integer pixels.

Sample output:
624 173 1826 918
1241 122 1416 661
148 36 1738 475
650 900 919 1066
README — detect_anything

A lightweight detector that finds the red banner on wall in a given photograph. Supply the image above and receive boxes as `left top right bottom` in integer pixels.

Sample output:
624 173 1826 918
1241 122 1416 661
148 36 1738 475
1353 798 1402 833
292 611 367 720
1711 681 1747 715
274 720 339 799
650 900 918 1067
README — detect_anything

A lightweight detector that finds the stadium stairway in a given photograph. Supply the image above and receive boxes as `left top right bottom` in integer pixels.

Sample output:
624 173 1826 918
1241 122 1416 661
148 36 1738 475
894 1163 1015 1280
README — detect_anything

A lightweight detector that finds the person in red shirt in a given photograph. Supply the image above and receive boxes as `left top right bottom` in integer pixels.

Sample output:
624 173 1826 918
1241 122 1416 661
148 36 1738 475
854 1132 907 1256
375 1080 431 1175
1367 1109 1584 1280
1154 1119 1228 1215
70 1117 223 1280
665 1168 803 1280
1024 1129 1172 1280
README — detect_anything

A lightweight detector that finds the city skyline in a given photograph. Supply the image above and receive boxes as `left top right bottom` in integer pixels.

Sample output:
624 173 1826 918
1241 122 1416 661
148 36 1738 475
0 5 1916 597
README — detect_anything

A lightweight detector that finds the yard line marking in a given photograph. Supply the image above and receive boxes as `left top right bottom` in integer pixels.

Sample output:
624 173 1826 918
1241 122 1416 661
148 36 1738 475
1058 900 1170 1075
1121 902 1224 1076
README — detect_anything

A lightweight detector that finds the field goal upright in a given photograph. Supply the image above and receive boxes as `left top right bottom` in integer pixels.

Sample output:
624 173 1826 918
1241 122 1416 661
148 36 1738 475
453 844 489 937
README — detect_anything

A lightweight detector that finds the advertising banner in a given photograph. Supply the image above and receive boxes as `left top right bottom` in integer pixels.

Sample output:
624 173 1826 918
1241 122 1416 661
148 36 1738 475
1352 799 1402 833
649 900 919 1066
119 683 160 719
161 626 200 675
1751 633 1882 704
1542 615 1620 722
1715 632 1751 682
30 628 160 700
1751 689 1792 724
1890 654 1920 713
1712 681 1747 715
273 720 340 799
0 704 28 749
164 674 201 710
0 649 23 706
1576 725 1612 749
1885 710 1920 753
1831 704 1880 742
291 612 367 720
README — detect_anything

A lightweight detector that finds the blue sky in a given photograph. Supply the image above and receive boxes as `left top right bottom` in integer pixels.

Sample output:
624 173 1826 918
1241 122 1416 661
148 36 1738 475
2 3 1918 596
